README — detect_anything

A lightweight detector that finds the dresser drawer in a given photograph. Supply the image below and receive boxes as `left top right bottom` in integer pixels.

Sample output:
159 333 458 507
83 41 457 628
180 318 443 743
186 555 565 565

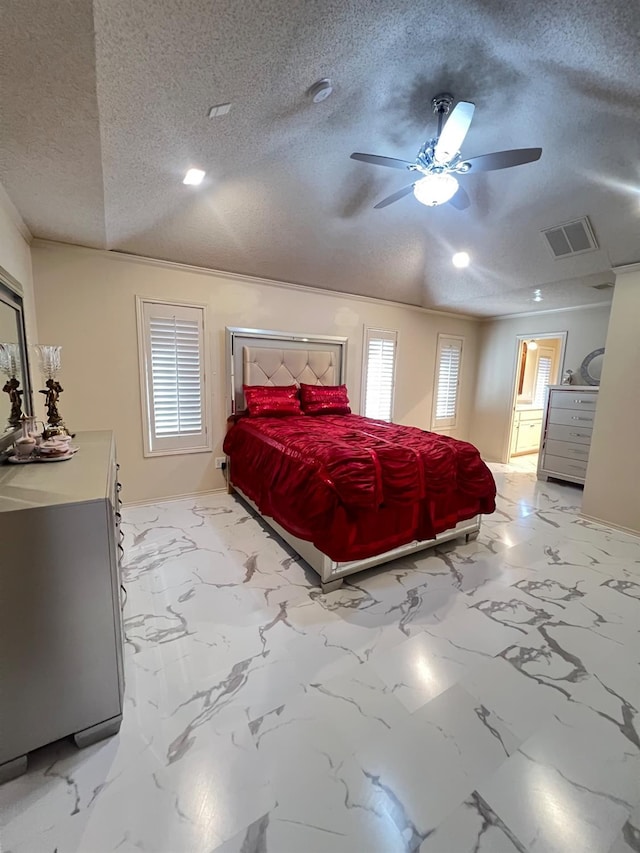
544 438 590 461
549 390 598 412
548 407 596 428
546 423 592 445
542 453 588 480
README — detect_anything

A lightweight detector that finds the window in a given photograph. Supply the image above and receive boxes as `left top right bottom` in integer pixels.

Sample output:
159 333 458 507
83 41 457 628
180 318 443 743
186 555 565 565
137 298 210 456
362 328 397 421
432 334 463 430
533 352 553 408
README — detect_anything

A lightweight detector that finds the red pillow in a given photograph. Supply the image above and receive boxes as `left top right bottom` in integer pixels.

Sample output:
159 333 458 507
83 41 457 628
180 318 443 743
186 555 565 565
243 384 303 417
299 383 351 415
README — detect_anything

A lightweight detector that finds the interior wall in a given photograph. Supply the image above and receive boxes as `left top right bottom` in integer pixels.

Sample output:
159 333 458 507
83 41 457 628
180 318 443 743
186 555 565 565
583 268 640 534
31 242 480 503
0 183 38 398
471 304 611 462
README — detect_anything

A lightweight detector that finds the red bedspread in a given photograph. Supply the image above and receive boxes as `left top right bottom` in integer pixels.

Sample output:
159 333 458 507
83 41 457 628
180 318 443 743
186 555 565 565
223 414 496 562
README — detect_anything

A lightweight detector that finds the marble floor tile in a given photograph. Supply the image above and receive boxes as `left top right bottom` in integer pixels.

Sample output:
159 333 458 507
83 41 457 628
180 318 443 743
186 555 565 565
477 710 640 853
418 792 528 853
2 461 640 853
366 631 472 712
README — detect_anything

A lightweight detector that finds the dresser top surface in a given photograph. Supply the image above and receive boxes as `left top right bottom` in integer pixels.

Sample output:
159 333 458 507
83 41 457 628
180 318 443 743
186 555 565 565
0 431 115 512
548 385 598 391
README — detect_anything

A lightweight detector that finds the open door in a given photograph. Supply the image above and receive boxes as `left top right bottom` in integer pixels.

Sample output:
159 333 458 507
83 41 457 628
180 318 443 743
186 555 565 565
509 335 565 460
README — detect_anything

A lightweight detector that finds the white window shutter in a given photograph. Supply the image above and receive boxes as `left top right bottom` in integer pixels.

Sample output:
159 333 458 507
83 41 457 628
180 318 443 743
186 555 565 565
432 335 463 429
533 354 553 408
138 299 211 456
362 329 397 421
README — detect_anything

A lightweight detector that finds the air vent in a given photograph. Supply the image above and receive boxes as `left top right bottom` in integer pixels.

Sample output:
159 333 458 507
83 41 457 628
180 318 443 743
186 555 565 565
591 282 614 291
541 217 598 259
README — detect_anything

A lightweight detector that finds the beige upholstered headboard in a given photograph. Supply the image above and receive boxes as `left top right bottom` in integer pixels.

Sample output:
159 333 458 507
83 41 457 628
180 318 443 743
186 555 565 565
243 346 337 386
226 327 347 414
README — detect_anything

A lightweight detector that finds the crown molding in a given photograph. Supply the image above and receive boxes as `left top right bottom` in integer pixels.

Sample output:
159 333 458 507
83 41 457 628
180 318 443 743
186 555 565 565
612 261 640 275
0 181 32 243
482 300 613 322
30 238 480 323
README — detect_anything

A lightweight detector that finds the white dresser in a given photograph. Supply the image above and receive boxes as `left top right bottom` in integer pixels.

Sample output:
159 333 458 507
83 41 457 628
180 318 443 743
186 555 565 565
537 386 598 485
0 431 125 783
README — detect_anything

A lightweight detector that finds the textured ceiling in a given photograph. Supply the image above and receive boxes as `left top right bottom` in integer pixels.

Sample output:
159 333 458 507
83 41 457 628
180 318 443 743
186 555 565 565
2 0 639 316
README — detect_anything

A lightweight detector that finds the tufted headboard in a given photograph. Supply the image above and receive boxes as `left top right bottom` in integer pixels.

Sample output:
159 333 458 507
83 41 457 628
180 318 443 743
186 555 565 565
243 346 337 387
226 327 347 414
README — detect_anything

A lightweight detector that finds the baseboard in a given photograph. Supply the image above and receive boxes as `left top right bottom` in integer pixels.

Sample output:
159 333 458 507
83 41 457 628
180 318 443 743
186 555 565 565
122 488 226 508
579 511 640 539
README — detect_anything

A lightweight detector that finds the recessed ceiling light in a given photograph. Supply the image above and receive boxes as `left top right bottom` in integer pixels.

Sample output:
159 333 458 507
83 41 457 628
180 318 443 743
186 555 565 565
308 79 333 103
208 103 231 118
183 168 206 186
452 251 470 268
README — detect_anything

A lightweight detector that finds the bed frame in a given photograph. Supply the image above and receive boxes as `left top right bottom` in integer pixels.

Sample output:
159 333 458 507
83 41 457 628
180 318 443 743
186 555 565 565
225 327 481 592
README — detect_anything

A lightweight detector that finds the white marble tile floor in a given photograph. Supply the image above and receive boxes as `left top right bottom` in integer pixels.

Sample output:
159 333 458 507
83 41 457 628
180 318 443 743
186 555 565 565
1 457 639 853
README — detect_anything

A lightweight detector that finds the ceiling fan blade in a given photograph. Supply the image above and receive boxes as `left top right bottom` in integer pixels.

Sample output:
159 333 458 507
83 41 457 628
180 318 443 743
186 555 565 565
434 101 475 164
350 152 414 170
448 185 470 210
374 184 415 209
461 147 542 172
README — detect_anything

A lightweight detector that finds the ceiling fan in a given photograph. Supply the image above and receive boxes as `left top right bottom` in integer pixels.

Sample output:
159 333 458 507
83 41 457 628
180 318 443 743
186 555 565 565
350 93 542 210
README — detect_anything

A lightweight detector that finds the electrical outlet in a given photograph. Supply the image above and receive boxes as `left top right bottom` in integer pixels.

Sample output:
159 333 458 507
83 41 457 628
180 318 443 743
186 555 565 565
215 457 226 469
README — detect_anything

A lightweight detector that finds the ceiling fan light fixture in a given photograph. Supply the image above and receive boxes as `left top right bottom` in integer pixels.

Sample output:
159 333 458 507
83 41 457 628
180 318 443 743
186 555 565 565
413 173 459 207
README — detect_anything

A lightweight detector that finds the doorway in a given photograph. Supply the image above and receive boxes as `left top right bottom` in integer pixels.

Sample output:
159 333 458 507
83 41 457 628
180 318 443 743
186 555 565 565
507 332 567 463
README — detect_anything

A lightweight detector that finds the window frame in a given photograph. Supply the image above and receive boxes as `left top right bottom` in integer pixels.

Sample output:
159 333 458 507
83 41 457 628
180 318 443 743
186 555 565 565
136 296 212 458
361 327 398 423
431 334 464 431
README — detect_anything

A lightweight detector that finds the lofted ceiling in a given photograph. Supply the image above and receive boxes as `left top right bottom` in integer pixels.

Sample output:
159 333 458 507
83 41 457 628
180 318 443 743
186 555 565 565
1 0 639 317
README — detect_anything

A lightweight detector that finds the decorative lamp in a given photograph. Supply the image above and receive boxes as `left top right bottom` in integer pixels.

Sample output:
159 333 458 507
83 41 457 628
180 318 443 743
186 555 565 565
0 343 24 428
34 345 68 437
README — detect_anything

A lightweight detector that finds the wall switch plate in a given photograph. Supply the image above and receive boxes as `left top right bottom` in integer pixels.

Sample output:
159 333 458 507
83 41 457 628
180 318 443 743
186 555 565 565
215 457 226 469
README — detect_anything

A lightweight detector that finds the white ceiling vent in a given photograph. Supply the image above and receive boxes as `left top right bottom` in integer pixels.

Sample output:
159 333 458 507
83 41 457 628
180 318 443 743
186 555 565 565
541 217 598 259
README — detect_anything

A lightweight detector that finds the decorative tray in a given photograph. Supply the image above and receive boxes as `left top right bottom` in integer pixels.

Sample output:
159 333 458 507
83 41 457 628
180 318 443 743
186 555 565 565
7 446 79 464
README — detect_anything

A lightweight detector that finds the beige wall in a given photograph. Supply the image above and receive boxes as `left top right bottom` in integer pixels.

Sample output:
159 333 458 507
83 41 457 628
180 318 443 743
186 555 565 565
31 242 480 503
583 267 640 534
471 304 611 461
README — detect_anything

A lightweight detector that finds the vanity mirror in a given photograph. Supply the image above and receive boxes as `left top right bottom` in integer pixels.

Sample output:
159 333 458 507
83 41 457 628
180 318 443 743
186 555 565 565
0 276 32 455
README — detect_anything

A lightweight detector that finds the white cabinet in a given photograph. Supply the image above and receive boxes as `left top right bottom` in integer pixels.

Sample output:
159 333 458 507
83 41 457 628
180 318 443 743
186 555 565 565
538 386 598 485
511 409 543 456
0 431 124 783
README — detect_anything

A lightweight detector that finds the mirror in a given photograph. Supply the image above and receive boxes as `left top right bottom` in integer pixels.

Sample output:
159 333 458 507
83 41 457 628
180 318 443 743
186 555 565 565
0 277 32 454
580 347 605 386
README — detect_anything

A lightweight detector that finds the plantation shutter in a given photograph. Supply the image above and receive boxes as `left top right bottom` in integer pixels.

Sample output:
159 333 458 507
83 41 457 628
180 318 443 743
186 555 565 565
139 300 209 455
432 335 463 429
363 329 397 421
533 354 553 408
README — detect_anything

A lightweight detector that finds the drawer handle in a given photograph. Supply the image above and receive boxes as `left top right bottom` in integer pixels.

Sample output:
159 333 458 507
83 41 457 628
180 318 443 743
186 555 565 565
574 399 594 404
569 433 590 438
568 463 585 470
569 448 588 455
571 416 591 421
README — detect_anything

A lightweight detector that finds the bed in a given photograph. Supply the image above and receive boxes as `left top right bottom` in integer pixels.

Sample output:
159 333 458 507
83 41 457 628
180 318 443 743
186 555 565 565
224 327 496 592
